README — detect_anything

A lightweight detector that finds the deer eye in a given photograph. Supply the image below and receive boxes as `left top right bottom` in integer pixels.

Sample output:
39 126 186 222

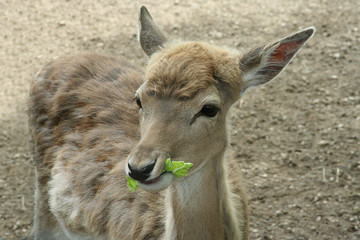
135 97 142 109
201 105 219 118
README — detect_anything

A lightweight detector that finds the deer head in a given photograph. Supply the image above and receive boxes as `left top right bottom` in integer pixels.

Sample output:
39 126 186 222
126 6 314 192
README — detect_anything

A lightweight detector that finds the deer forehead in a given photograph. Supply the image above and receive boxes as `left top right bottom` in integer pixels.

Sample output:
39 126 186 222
141 41 242 100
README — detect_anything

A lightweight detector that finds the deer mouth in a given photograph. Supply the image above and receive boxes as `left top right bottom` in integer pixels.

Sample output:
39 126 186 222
138 172 175 192
140 172 168 185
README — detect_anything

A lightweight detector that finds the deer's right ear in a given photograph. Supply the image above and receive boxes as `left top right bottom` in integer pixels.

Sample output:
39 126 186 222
138 6 167 57
239 27 315 95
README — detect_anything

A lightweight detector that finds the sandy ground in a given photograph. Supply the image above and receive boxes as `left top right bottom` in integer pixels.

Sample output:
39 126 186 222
0 0 359 239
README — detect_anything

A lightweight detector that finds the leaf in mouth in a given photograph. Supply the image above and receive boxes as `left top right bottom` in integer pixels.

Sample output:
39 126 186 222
126 175 139 192
126 158 193 192
164 158 193 177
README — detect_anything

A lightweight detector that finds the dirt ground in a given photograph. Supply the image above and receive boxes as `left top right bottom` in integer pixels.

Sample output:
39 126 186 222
0 0 359 239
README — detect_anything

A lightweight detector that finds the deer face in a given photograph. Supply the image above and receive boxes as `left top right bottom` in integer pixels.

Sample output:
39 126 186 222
126 43 240 192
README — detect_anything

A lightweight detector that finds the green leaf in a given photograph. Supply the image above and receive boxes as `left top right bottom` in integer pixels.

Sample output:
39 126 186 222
171 162 193 177
164 158 193 177
126 175 138 192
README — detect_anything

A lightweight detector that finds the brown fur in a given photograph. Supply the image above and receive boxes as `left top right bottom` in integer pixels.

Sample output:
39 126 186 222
145 41 241 99
28 50 248 240
29 53 166 239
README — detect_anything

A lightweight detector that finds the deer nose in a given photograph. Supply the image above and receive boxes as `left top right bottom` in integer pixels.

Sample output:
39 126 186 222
128 161 156 182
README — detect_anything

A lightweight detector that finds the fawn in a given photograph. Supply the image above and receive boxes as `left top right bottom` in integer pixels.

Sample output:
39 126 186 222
27 6 314 240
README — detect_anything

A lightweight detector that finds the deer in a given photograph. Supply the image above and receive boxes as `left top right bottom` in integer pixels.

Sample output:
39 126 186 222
27 6 314 240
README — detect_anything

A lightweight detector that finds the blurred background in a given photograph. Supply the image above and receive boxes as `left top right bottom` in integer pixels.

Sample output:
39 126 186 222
0 0 359 239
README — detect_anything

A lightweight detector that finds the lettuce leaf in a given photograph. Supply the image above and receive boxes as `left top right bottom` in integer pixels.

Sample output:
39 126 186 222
164 158 193 177
126 175 139 192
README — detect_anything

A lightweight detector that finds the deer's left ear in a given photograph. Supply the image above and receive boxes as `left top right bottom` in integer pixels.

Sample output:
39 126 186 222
138 6 167 57
239 27 315 95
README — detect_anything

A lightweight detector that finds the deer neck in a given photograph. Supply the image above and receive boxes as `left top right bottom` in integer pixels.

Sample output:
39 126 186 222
163 152 239 240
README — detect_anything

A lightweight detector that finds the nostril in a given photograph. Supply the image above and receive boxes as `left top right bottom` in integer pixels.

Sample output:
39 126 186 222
128 163 135 173
128 160 156 182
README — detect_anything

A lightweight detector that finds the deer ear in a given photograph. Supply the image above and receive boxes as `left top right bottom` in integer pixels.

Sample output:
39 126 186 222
138 6 167 57
239 27 315 95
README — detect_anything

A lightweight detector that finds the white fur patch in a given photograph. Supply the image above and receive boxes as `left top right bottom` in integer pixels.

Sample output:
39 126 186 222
48 160 107 240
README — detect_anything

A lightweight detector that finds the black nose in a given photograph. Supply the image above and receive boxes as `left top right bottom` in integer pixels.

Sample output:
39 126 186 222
128 161 156 182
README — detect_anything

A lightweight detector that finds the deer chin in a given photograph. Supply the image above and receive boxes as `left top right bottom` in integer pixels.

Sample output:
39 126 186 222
138 172 175 192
